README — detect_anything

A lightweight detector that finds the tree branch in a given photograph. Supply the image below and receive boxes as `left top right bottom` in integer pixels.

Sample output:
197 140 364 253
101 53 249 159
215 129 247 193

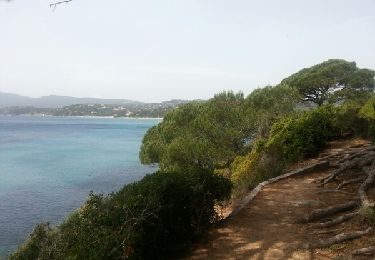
50 0 73 9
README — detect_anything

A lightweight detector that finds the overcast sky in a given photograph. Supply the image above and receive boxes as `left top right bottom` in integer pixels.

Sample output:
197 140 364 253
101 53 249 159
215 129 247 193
0 0 374 102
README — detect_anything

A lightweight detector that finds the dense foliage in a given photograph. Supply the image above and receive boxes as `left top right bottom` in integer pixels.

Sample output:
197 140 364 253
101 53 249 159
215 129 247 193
10 170 232 260
359 97 375 140
265 105 335 161
140 85 300 172
230 106 335 191
140 92 249 171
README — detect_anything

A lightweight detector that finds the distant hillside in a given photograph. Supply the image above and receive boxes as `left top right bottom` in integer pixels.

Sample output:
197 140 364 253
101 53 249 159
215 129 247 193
0 92 141 108
0 92 193 118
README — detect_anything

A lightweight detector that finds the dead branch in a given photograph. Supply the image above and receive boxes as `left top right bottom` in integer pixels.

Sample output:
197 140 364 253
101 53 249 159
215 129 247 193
303 227 371 249
298 201 358 223
338 146 375 163
320 159 361 185
359 153 375 168
352 246 375 255
310 212 357 228
316 189 355 195
336 177 366 190
311 228 344 235
321 153 375 185
359 165 375 207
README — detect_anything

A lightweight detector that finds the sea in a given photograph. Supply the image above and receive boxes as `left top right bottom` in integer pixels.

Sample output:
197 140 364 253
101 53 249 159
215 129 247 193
0 116 160 257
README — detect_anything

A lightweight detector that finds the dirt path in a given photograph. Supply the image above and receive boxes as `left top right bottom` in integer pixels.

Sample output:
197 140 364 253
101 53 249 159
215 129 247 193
187 139 374 259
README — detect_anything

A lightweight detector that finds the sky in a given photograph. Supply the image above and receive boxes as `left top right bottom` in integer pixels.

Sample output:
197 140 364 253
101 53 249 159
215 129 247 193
0 0 374 102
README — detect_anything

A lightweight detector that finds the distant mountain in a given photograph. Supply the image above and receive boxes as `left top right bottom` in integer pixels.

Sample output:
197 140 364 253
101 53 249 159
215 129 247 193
0 92 141 108
0 92 196 118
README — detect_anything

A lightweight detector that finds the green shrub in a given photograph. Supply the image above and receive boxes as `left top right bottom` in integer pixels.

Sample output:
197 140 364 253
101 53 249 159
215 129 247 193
230 150 262 190
266 105 335 162
229 106 336 195
333 101 368 137
229 139 285 196
9 223 52 260
10 170 232 260
110 169 232 259
359 97 375 140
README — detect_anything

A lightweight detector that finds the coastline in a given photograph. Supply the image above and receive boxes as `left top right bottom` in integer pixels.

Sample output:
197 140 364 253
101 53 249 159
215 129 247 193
0 114 163 120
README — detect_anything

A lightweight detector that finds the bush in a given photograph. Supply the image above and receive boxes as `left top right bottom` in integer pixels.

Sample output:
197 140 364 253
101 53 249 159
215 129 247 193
265 105 335 162
229 106 336 195
9 223 52 260
111 169 232 259
230 151 262 194
359 97 375 141
333 101 368 137
229 139 285 196
10 170 232 260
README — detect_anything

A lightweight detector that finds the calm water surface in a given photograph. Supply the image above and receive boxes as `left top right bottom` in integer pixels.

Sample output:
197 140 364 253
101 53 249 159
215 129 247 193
0 116 160 257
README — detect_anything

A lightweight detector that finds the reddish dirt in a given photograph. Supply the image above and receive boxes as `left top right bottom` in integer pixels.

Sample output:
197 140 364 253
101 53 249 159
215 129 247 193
186 139 375 260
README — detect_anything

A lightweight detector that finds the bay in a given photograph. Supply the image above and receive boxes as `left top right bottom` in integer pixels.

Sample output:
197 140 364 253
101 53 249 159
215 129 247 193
0 116 159 257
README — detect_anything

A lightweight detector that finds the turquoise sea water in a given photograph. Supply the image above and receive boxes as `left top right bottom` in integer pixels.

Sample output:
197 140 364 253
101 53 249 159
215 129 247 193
0 116 160 257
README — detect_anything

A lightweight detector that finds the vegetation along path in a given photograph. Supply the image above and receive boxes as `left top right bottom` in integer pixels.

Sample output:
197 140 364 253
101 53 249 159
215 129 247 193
187 139 375 259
